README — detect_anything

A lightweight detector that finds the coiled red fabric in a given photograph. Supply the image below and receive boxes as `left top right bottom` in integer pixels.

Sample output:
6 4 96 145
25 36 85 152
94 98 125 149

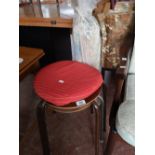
34 61 103 106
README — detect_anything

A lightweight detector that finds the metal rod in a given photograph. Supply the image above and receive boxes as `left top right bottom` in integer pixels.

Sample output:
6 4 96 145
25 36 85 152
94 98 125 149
94 103 100 155
37 101 50 155
103 84 107 132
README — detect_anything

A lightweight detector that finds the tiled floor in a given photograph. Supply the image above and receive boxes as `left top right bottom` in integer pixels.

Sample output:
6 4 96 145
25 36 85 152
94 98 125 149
19 73 134 155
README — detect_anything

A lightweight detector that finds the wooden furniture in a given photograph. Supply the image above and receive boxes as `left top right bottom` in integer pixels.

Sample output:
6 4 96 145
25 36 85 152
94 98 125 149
19 46 44 80
34 61 104 155
105 47 135 155
19 1 73 28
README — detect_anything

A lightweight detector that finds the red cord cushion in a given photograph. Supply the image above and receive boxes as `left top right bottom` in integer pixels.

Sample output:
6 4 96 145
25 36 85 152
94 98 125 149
34 61 103 106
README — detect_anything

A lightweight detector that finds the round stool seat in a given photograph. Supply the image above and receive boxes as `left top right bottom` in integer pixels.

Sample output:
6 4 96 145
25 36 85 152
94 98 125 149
34 61 103 106
116 100 135 146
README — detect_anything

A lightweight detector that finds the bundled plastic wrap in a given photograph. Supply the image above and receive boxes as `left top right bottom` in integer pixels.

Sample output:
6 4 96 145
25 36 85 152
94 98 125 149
71 0 101 70
59 0 75 19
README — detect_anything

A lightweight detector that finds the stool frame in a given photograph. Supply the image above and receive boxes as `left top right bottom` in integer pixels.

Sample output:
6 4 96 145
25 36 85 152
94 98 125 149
36 87 105 155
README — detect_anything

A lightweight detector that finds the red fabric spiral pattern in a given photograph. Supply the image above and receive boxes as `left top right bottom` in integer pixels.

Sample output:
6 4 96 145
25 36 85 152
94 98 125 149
34 61 103 106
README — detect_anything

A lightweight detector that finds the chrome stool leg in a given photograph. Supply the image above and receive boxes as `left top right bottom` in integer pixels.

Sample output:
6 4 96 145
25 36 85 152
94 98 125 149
100 99 104 143
95 85 106 143
37 101 50 155
94 103 100 155
103 85 107 133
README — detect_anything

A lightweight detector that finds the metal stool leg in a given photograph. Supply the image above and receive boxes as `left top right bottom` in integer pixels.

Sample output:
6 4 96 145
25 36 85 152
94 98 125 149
100 99 104 143
37 101 50 155
91 104 94 114
103 84 107 132
29 0 33 4
100 85 107 143
96 85 106 143
94 103 100 155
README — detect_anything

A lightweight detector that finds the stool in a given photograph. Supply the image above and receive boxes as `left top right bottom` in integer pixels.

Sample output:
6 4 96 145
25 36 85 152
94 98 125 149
34 61 104 155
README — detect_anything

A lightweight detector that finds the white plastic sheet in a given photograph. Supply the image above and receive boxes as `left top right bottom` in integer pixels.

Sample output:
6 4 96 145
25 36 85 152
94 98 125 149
71 0 101 70
59 0 75 19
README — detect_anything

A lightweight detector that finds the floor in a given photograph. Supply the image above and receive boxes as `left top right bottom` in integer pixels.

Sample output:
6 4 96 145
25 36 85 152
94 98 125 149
19 72 134 155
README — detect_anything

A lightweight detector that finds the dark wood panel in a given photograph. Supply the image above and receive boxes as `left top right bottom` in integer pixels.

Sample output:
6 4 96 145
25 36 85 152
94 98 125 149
19 26 72 67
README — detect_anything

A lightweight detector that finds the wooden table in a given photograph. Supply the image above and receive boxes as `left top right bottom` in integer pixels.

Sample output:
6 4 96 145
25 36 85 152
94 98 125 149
19 46 45 80
19 1 73 28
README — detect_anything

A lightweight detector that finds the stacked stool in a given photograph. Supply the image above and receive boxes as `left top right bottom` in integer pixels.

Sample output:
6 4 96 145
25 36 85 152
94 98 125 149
34 61 104 155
